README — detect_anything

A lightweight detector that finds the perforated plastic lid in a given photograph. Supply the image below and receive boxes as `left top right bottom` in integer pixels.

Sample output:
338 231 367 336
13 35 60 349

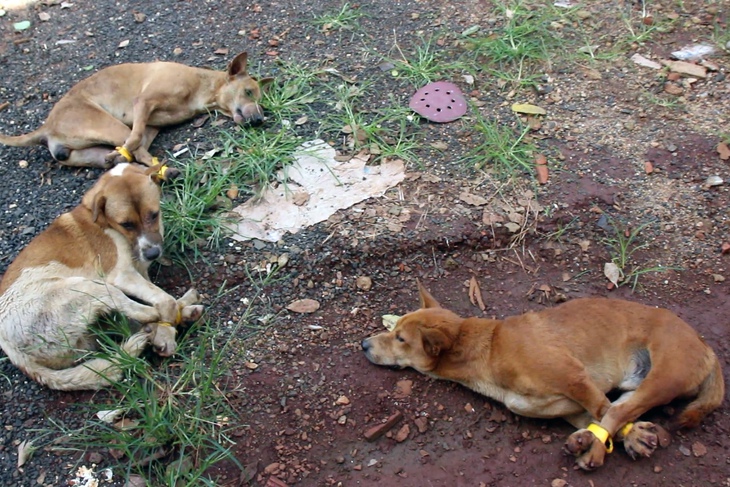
409 81 467 123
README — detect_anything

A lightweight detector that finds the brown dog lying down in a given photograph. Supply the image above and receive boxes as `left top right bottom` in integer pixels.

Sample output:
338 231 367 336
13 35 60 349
362 282 724 470
0 52 272 168
0 163 204 390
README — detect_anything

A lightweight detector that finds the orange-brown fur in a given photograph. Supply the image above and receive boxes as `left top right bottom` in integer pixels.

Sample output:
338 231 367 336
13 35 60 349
362 282 724 470
0 164 203 390
0 52 272 168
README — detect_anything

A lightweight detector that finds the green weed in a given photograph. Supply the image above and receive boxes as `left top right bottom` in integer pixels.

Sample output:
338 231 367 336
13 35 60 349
312 3 364 33
601 217 681 290
464 114 536 179
35 272 282 486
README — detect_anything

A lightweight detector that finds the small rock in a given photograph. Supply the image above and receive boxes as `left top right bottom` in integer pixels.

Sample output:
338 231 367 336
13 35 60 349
654 465 663 473
335 395 350 405
664 83 683 95
721 242 730 254
713 274 725 283
356 276 372 291
542 435 553 444
87 451 103 464
704 175 723 187
394 379 412 398
265 477 288 487
678 445 691 457
337 415 347 425
394 424 410 443
414 416 429 433
363 411 403 441
691 441 707 457
551 479 567 487
264 463 282 475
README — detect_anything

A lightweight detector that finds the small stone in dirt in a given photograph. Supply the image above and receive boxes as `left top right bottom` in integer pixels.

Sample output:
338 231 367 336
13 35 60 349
394 379 412 398
654 465 663 473
542 435 553 444
363 411 403 441
394 423 410 442
678 445 691 457
356 276 372 291
464 403 475 413
265 477 288 487
414 416 429 433
704 175 723 188
335 395 350 405
337 415 347 425
691 441 707 457
551 479 567 487
264 462 283 475
286 298 320 313
644 161 654 174
721 242 730 255
664 83 683 95
336 456 345 464
713 274 725 283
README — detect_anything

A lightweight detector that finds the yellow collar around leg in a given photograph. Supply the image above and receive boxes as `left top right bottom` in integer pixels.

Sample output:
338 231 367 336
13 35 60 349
115 146 133 162
587 423 614 453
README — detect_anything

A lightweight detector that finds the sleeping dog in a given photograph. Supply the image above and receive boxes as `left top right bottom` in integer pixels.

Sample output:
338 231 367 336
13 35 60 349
0 163 203 390
363 281 724 470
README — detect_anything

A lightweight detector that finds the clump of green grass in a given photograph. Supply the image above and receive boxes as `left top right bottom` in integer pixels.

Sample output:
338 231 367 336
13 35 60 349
321 83 420 163
464 113 536 179
34 272 281 486
312 2 364 33
600 217 681 290
463 2 561 89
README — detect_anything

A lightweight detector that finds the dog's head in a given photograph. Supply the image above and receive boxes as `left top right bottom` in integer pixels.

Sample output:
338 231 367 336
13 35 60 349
217 51 274 127
362 281 461 374
82 163 180 266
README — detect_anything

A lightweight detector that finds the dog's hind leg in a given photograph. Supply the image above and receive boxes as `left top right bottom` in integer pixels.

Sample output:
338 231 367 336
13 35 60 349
39 331 151 390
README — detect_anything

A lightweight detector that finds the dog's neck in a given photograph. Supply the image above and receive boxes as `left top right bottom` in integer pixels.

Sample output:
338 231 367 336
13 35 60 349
429 317 499 385
192 70 229 112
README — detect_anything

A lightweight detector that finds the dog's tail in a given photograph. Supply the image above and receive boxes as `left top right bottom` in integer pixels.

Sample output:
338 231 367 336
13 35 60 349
676 352 725 428
24 332 149 391
0 128 46 147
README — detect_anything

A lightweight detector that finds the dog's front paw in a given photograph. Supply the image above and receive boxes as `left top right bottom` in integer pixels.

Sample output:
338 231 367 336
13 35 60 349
180 304 204 324
565 429 596 457
178 288 202 307
105 150 131 165
565 431 607 471
623 422 659 460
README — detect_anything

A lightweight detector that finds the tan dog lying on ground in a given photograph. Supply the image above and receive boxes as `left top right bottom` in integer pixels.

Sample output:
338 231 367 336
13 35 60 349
362 282 724 471
0 52 272 168
0 163 204 390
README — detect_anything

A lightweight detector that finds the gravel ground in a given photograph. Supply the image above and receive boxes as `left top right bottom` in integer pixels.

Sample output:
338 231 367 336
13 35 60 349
1 1 729 486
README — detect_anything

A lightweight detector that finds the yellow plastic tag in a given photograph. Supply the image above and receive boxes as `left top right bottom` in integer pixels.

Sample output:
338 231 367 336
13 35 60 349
115 146 133 162
619 422 634 438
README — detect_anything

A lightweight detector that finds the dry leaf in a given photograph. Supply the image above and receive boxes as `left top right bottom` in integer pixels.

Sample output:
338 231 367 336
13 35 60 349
382 314 400 331
604 262 622 286
17 440 35 467
511 103 547 115
214 47 230 55
536 164 548 184
459 191 489 206
286 298 320 313
717 142 730 160
468 276 486 311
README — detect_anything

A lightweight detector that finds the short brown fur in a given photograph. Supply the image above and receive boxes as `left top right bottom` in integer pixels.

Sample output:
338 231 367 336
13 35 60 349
362 282 724 470
0 52 272 168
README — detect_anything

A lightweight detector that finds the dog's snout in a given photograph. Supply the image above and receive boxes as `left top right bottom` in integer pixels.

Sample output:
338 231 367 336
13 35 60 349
361 338 371 352
143 246 161 261
248 116 264 127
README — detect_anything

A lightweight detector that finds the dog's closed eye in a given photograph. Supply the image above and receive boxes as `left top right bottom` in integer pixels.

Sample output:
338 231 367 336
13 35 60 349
396 333 405 343
121 221 136 231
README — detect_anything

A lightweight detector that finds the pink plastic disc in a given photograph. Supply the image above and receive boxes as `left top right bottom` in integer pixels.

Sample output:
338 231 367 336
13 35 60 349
409 81 467 123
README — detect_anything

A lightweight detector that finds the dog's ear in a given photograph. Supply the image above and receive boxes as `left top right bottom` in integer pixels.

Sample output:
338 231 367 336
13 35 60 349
421 328 451 357
417 279 441 309
91 193 107 222
228 52 249 77
257 77 275 91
